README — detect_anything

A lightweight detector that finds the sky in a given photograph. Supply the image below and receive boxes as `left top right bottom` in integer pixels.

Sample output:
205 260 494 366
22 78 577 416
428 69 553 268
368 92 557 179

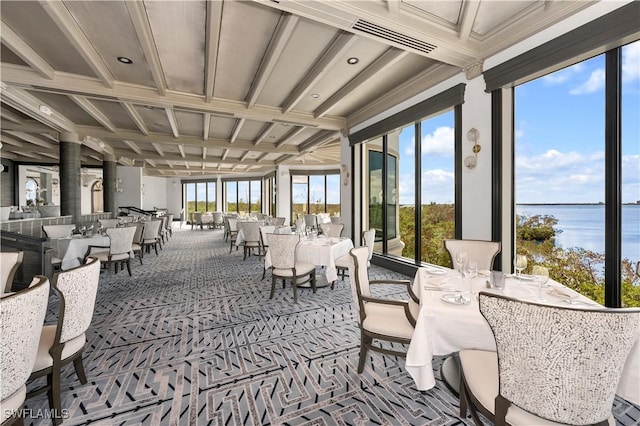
396 40 640 205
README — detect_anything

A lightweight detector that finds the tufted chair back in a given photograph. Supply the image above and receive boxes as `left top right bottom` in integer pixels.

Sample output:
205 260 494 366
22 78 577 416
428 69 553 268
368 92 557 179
444 239 501 271
106 226 136 256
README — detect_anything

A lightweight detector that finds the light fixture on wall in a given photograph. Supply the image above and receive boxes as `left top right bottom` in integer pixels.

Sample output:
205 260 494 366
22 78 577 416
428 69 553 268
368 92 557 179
340 164 350 186
464 128 481 169
141 184 146 196
115 178 124 193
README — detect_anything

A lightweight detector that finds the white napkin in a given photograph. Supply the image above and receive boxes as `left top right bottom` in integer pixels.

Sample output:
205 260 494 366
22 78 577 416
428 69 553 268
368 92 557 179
547 288 573 299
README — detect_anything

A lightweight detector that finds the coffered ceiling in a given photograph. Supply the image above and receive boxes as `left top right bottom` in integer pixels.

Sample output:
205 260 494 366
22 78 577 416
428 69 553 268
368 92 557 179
0 0 592 177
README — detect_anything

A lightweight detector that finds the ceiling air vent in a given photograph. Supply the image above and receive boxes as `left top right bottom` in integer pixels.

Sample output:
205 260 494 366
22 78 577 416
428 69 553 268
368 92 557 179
352 19 436 54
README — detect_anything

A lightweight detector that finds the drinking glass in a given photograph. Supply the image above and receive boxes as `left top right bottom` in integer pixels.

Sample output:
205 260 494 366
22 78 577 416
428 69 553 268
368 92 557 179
463 261 478 295
455 252 468 277
514 255 527 283
532 265 550 300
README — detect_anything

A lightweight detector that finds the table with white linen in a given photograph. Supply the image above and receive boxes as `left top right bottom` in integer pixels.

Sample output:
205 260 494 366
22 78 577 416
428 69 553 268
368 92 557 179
236 225 290 246
264 236 354 284
52 235 110 270
405 266 640 406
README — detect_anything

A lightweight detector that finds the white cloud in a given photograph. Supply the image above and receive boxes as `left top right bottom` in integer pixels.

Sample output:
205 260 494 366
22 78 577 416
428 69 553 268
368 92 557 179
569 68 605 95
622 41 640 82
541 63 584 84
421 126 454 156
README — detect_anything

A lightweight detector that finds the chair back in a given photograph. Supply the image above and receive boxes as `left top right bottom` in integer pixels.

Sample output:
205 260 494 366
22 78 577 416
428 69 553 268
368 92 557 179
165 214 174 229
444 239 501 271
193 212 203 224
330 216 342 224
142 219 162 240
119 216 134 223
127 222 145 244
303 214 317 229
201 214 213 225
240 221 261 243
106 226 136 255
212 212 224 225
42 224 76 238
362 229 376 262
268 234 300 269
348 246 372 299
1 251 24 294
295 218 305 232
260 226 276 248
0 275 50 401
98 218 121 229
274 217 286 226
320 223 344 238
53 257 101 345
479 292 640 425
228 218 238 232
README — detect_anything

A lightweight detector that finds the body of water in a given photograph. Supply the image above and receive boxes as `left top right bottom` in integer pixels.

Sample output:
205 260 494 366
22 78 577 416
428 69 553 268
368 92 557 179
517 204 640 263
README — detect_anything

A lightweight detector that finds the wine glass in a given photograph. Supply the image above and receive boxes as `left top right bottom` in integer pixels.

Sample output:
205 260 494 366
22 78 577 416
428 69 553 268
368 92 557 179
455 252 468 277
532 265 550 300
514 255 527 283
463 261 478 296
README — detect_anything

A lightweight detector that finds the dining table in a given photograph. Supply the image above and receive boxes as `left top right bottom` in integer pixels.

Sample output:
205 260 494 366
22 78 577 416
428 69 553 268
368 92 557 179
405 266 640 406
52 234 110 270
264 235 354 287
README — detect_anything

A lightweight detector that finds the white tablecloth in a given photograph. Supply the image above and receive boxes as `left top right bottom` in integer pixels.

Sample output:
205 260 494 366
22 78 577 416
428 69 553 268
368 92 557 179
53 235 110 270
264 237 353 283
405 267 640 406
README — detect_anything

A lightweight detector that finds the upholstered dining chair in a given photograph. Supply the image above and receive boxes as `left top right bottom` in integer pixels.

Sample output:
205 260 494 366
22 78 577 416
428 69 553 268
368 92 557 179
85 226 136 275
444 239 501 272
42 224 77 239
212 212 224 229
27 258 101 426
330 216 342 224
259 226 276 279
1 275 49 426
268 233 316 303
239 221 262 260
303 214 318 230
459 292 640 426
228 218 239 253
334 228 375 284
98 218 120 229
141 219 162 256
127 222 146 265
347 246 420 373
319 223 344 238
1 251 24 295
192 212 204 230
165 214 174 237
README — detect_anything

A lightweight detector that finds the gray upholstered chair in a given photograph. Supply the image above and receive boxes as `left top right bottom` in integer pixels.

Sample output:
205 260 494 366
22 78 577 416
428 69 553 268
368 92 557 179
239 221 262 260
42 224 77 239
127 222 146 265
85 226 136 275
459 292 640 426
0 276 49 426
303 214 318 230
334 228 375 284
27 258 101 426
347 246 419 373
260 226 276 279
212 212 224 229
319 223 344 238
192 212 204 230
165 214 174 237
268 234 316 303
1 251 24 295
141 219 162 256
444 239 501 272
228 218 239 253
98 218 120 229
330 216 342 224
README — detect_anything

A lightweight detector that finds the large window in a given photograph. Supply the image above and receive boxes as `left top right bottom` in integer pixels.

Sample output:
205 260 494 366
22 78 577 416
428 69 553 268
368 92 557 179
290 172 340 220
183 181 216 219
224 179 262 214
362 110 457 266
514 41 639 307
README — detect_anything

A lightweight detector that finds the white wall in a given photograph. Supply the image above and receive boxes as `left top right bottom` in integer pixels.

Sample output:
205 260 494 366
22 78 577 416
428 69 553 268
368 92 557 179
142 175 167 211
164 177 182 220
276 165 291 225
116 166 142 211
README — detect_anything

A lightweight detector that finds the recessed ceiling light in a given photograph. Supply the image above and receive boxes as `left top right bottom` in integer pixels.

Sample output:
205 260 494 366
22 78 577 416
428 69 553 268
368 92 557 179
144 105 154 109
347 57 359 65
117 56 133 64
311 94 320 99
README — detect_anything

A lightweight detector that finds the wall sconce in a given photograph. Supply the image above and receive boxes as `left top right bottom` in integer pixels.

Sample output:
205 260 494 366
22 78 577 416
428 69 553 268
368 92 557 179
340 164 350 186
464 128 481 169
115 178 124 193
141 184 146 196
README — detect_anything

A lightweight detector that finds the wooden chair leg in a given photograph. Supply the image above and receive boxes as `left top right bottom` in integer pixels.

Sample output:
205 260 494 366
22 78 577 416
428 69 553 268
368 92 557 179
270 276 276 299
126 259 132 276
48 368 63 426
357 333 371 373
73 354 88 384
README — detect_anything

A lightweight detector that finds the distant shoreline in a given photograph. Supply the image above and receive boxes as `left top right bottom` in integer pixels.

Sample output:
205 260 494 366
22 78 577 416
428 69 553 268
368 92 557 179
517 203 639 206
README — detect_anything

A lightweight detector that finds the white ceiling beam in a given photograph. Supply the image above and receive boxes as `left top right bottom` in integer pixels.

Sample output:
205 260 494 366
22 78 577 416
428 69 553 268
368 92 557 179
458 1 481 42
0 84 75 132
151 142 164 156
4 130 56 150
177 145 186 158
1 64 345 131
39 1 114 88
230 118 246 144
122 103 149 135
10 149 43 160
164 107 180 138
125 1 168 95
253 123 276 146
239 152 250 162
74 125 299 154
246 13 299 108
202 146 207 160
40 152 59 160
0 134 25 148
281 31 356 113
298 130 339 153
275 126 304 148
387 0 400 15
257 152 270 162
0 22 55 79
145 159 156 167
221 149 229 161
204 1 223 103
203 113 211 140
69 95 116 132
314 48 408 118
123 139 142 155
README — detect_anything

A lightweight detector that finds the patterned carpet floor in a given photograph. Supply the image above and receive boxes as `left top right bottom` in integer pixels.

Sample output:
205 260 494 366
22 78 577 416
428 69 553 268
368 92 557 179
25 226 640 425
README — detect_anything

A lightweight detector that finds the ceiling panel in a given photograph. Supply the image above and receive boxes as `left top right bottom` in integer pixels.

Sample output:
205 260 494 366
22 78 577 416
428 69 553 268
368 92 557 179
91 99 138 131
207 116 236 139
474 1 537 36
175 111 204 137
0 43 28 66
30 91 101 127
133 105 171 134
402 0 463 26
